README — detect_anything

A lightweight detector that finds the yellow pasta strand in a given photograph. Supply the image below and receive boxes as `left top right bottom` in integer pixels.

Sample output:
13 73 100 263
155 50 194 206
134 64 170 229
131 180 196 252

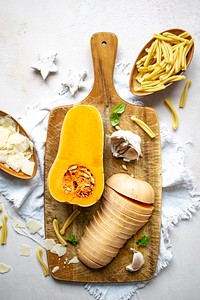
164 98 179 130
53 218 67 246
1 213 8 245
131 115 156 138
179 80 192 108
60 209 80 235
37 247 49 277
144 40 158 67
162 32 190 43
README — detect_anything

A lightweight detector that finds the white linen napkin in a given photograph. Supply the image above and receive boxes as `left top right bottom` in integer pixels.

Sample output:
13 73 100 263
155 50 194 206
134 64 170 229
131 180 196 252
0 64 199 300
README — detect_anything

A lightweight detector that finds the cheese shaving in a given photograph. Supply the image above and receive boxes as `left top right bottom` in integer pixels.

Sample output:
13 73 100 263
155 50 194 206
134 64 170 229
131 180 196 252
26 219 42 234
0 262 11 274
52 266 59 273
50 243 67 257
20 244 31 256
68 256 79 265
43 238 56 250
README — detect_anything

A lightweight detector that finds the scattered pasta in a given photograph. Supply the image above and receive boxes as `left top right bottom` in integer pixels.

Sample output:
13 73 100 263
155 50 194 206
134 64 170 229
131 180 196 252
36 247 49 277
53 218 67 246
60 209 80 235
164 98 179 131
1 213 8 245
131 115 156 138
179 79 192 108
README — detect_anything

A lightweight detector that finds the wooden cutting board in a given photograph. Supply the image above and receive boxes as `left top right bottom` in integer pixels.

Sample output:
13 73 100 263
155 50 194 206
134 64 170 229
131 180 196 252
44 32 162 282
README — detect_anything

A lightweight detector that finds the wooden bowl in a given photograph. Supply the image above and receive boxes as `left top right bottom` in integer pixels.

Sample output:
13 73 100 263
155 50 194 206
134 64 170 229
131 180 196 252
0 110 38 179
129 28 194 96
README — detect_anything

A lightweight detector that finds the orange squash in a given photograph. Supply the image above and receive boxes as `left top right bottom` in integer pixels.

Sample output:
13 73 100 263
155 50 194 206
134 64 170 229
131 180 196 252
47 105 104 207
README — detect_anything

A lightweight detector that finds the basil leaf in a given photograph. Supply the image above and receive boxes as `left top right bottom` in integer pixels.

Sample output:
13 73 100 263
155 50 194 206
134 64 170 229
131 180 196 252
136 235 150 247
66 234 78 245
112 102 126 114
110 113 119 127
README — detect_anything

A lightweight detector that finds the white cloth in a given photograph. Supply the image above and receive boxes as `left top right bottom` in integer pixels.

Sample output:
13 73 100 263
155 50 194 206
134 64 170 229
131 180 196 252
0 64 199 300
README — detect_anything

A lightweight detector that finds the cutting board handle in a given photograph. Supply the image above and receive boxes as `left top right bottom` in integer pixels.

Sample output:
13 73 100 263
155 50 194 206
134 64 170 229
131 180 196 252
89 32 119 103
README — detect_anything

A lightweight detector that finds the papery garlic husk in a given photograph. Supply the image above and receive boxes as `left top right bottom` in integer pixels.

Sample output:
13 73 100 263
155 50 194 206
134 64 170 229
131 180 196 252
126 248 144 272
110 130 141 162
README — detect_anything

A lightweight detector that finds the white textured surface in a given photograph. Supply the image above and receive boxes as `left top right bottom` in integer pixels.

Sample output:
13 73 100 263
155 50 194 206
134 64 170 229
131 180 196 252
0 1 200 299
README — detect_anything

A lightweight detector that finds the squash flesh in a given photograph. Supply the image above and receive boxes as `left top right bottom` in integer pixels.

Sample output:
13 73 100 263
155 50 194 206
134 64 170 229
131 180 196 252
48 105 104 206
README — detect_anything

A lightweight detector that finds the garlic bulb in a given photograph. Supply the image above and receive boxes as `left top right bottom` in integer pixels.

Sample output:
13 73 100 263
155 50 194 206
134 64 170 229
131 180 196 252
110 130 141 162
126 248 144 272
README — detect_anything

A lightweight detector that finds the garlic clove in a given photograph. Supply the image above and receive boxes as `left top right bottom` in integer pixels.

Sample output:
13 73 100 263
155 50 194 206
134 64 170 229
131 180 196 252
126 248 144 272
110 130 141 162
123 148 138 162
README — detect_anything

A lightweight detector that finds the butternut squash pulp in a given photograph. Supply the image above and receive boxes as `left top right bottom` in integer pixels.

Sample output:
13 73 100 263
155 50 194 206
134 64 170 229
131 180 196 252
48 105 104 207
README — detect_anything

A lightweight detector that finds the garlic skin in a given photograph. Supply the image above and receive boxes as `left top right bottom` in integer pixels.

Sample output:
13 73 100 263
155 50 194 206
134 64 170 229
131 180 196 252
126 248 144 272
110 130 141 162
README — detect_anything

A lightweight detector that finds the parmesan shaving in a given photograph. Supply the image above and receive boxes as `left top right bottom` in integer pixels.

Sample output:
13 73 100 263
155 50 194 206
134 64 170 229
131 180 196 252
52 266 60 273
20 244 31 256
43 238 56 250
26 219 42 234
68 256 79 265
36 247 49 277
0 262 11 274
50 243 67 257
12 218 26 229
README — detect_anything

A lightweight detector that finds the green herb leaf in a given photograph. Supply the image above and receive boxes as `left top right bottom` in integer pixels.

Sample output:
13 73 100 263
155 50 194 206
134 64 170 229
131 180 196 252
136 235 150 247
66 234 78 245
110 112 119 127
110 102 126 127
112 102 126 114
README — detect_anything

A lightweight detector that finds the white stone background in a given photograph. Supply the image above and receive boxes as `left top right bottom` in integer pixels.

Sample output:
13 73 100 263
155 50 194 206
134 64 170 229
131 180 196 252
0 0 200 299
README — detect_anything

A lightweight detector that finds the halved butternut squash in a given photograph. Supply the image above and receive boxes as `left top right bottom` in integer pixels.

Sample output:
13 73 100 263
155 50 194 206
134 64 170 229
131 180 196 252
48 105 104 206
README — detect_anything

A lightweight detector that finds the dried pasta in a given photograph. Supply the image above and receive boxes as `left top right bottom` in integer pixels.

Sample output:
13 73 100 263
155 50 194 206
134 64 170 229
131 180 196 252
131 115 156 138
135 31 194 93
179 79 192 108
60 209 80 235
53 218 67 246
36 247 49 276
164 98 178 130
1 213 8 245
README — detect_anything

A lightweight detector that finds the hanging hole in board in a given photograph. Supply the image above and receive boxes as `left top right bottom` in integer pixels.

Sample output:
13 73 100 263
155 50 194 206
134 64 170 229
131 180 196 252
102 41 107 46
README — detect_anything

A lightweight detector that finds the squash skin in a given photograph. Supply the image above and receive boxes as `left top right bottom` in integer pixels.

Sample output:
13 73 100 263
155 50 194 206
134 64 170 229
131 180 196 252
48 105 104 206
